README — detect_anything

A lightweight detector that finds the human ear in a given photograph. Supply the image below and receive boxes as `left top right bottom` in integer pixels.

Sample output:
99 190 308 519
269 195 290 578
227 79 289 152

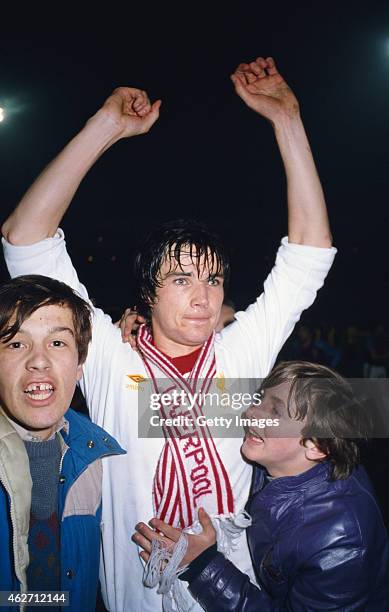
303 439 327 461
76 364 83 381
148 294 158 308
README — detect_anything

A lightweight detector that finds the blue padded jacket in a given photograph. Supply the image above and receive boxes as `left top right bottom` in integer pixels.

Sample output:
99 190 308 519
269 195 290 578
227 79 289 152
0 408 125 611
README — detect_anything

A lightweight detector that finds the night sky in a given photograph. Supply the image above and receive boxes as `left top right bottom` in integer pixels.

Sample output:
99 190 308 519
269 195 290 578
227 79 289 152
1 2 388 326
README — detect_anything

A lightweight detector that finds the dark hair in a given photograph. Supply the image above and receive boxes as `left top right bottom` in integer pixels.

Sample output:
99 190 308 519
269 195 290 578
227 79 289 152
133 219 230 319
0 275 92 364
262 361 369 479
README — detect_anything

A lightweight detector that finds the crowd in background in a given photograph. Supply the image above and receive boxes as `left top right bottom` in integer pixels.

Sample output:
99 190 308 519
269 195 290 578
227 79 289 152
278 321 389 378
213 298 389 379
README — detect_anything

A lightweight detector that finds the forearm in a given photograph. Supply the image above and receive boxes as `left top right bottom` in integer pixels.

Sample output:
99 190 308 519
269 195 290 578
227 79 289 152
273 114 332 247
2 109 122 245
188 552 274 612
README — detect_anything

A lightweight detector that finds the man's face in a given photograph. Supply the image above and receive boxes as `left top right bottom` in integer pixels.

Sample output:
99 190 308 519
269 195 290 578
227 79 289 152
151 249 224 356
241 381 318 477
0 304 82 439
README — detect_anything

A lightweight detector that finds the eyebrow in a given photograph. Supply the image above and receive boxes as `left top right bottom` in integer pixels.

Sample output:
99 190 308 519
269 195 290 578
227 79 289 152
164 271 224 279
48 326 75 336
13 326 75 336
49 326 74 336
6 326 76 343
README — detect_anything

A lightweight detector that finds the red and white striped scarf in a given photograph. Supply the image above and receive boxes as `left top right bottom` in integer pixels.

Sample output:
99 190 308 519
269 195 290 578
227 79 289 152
137 324 234 528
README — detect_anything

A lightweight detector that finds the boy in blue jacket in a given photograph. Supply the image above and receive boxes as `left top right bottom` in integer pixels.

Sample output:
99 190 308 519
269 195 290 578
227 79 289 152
135 361 389 610
0 274 124 611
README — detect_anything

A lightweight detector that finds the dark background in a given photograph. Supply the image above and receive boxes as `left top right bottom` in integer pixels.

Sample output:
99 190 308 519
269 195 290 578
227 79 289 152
1 2 389 532
1 1 388 324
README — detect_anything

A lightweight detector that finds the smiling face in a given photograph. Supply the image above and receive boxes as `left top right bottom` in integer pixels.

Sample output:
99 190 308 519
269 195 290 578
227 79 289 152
150 248 225 357
241 381 326 477
0 304 82 439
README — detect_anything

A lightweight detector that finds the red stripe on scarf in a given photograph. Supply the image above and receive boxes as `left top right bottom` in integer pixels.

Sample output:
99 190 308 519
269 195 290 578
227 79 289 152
137 325 234 526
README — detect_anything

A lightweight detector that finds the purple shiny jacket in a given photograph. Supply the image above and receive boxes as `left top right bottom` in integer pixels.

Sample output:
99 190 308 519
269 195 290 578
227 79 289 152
189 461 389 611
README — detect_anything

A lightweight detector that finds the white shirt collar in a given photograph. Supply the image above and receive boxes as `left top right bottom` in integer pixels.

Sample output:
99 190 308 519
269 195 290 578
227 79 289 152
3 413 69 442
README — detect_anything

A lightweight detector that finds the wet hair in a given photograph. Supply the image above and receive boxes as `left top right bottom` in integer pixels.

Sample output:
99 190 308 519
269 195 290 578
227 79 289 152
0 275 92 364
261 361 369 479
133 219 230 319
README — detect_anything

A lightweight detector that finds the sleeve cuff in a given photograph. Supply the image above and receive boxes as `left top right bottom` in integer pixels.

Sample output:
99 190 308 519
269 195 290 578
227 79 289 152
280 236 337 260
2 228 64 259
178 543 219 584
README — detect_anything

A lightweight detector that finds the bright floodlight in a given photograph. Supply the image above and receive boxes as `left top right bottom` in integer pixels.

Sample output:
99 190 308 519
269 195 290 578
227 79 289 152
0 107 4 122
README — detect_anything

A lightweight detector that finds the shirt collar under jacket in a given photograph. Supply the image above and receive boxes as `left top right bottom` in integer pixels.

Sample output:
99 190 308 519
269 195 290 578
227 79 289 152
2 412 69 442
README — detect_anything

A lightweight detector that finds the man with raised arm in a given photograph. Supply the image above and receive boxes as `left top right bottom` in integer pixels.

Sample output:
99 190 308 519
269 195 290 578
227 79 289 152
2 57 336 611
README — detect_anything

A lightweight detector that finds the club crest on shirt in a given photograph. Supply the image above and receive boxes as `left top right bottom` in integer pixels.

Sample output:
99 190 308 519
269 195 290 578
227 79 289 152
216 371 225 392
126 374 147 391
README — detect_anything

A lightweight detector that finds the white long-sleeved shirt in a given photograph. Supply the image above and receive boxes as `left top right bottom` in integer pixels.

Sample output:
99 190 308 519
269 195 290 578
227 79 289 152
3 231 336 612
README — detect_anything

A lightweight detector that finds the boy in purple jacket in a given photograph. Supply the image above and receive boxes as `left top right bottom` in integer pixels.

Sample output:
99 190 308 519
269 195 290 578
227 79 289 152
135 361 389 610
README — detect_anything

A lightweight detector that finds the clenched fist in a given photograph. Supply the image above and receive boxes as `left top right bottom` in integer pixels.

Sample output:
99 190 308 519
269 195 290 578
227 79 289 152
231 57 299 124
96 87 161 139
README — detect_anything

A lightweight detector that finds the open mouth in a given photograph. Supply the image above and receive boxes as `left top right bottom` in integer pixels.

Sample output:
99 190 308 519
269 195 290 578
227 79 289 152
244 426 264 444
24 383 54 401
